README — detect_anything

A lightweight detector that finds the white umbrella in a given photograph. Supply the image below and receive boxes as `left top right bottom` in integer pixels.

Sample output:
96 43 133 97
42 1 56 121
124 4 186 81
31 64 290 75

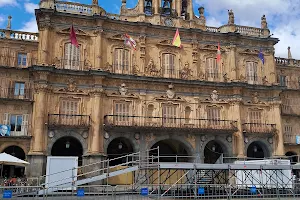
0 153 30 177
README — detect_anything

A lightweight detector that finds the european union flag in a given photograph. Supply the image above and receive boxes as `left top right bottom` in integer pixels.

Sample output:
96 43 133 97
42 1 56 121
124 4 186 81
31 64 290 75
258 49 265 65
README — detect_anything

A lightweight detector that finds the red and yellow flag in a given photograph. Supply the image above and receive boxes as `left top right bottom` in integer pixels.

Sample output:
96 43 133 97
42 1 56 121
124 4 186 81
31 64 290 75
172 29 182 48
216 43 221 63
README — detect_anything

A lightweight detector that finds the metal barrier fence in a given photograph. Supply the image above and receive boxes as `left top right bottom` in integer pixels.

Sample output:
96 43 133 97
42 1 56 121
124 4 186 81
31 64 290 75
3 184 300 199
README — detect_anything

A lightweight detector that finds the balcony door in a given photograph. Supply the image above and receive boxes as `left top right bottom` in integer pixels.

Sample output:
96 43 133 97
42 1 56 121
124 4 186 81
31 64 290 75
248 110 262 132
162 53 175 78
162 105 177 127
114 49 130 74
207 107 221 127
114 102 130 125
60 100 79 126
246 62 258 84
64 43 80 70
206 58 219 81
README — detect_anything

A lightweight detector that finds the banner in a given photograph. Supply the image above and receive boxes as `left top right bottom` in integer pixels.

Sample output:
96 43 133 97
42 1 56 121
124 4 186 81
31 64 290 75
0 125 10 136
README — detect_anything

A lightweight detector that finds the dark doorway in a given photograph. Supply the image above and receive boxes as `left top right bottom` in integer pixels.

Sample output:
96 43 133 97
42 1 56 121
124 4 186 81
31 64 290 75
204 141 224 164
107 137 134 166
51 136 83 166
1 146 26 178
286 151 298 164
247 142 266 159
150 139 189 162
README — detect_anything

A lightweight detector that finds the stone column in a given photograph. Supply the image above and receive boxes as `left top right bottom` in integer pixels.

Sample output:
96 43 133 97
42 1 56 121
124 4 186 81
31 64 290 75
228 45 237 81
139 0 145 12
27 83 48 177
89 92 102 154
37 19 50 65
176 0 181 17
154 0 160 14
230 99 244 157
272 102 284 156
187 0 193 20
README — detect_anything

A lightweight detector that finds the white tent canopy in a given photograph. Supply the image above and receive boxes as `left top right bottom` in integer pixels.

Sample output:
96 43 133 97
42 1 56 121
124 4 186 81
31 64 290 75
0 152 30 167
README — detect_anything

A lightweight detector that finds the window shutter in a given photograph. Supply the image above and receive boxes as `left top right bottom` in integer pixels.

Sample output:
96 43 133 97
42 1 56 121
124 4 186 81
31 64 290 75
64 43 71 69
124 50 129 71
3 113 10 125
169 54 175 74
22 114 29 136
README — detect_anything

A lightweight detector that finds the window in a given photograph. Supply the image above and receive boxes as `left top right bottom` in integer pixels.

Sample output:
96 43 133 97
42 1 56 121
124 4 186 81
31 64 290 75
144 0 153 15
3 113 29 136
64 43 80 70
207 107 221 126
14 82 25 96
162 53 175 77
206 58 218 80
60 99 79 125
246 61 258 84
162 104 177 126
279 75 287 86
249 110 262 124
17 53 27 67
114 48 130 73
284 125 293 144
184 106 191 124
146 104 154 122
114 102 130 124
161 0 172 15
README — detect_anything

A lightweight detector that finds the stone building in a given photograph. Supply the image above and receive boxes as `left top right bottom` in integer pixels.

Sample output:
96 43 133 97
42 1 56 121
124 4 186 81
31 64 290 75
0 0 294 179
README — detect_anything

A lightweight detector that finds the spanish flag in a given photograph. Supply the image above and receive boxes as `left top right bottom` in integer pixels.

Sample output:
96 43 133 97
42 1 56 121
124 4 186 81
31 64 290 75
172 29 182 48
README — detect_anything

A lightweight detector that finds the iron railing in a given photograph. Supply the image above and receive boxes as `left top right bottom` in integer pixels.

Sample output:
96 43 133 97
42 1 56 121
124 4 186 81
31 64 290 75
104 115 237 132
48 114 90 127
275 57 300 67
284 133 299 145
53 59 90 71
242 123 276 134
112 64 132 74
0 55 37 68
0 88 33 100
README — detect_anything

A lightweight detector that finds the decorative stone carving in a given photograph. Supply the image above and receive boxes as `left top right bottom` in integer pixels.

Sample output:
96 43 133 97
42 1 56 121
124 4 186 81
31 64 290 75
82 131 89 139
103 62 112 72
262 76 268 85
261 15 268 29
119 83 128 96
179 62 192 79
197 7 206 26
166 84 175 99
210 90 219 101
67 78 77 92
252 92 259 104
228 9 234 25
145 59 160 76
145 133 155 142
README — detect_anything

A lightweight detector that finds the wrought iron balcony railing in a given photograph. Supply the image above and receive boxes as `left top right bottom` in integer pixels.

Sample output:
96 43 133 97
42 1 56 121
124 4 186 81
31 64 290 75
104 115 237 132
242 123 276 134
48 114 90 127
0 88 33 101
284 133 299 145
0 55 37 68
52 59 91 71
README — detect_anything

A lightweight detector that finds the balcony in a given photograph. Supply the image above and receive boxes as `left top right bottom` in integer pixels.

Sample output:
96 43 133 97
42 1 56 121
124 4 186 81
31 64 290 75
53 59 91 71
0 88 33 101
275 57 300 67
0 55 37 68
0 125 31 137
104 115 238 133
0 29 38 41
242 123 276 135
284 133 299 145
48 114 90 128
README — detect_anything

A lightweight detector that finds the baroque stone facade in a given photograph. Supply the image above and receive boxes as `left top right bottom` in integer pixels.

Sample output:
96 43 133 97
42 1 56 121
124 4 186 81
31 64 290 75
0 0 296 179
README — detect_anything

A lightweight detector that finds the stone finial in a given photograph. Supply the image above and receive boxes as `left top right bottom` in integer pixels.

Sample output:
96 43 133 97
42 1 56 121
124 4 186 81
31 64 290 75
6 16 12 30
228 9 234 25
39 0 55 9
92 0 98 5
198 7 204 17
122 0 126 6
261 14 268 29
288 46 292 59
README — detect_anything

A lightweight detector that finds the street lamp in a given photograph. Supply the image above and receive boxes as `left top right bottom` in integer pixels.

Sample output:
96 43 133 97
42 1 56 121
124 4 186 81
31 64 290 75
253 146 258 153
118 142 123 150
66 141 70 149
212 145 216 152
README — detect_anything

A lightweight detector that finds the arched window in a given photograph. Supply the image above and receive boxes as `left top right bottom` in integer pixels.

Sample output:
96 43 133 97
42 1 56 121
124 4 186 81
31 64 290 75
161 0 172 15
64 43 80 70
114 48 130 74
246 61 258 84
206 58 218 81
162 53 175 78
144 0 153 15
181 0 187 17
184 106 191 124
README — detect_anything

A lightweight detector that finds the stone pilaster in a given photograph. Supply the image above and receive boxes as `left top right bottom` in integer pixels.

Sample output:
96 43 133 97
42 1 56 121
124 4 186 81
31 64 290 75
94 22 103 70
187 0 193 20
228 44 237 81
271 102 285 156
37 14 51 65
176 0 182 17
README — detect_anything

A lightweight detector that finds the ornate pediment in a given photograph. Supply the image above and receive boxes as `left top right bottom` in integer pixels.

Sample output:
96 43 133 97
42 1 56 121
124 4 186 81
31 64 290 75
200 44 226 52
108 33 124 41
57 27 89 36
156 39 173 47
54 78 87 94
239 48 260 55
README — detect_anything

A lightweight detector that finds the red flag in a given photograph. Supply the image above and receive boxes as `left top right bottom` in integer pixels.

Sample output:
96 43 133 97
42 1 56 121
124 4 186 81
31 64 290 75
70 25 79 48
216 43 221 63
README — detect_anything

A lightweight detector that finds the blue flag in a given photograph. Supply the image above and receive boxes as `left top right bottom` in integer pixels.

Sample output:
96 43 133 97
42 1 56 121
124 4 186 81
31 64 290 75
258 49 265 65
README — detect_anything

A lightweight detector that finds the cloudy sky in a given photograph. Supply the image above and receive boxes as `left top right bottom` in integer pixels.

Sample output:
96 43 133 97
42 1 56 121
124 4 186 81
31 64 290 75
0 0 298 58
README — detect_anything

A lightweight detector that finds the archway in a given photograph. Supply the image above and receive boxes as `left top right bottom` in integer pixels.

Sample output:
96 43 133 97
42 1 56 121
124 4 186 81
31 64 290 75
286 151 298 164
1 146 26 178
107 137 134 166
150 139 189 162
51 136 83 166
247 141 269 159
204 140 224 164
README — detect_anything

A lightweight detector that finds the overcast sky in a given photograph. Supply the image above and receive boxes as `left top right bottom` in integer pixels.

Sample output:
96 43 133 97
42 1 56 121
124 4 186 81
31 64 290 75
0 0 298 59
